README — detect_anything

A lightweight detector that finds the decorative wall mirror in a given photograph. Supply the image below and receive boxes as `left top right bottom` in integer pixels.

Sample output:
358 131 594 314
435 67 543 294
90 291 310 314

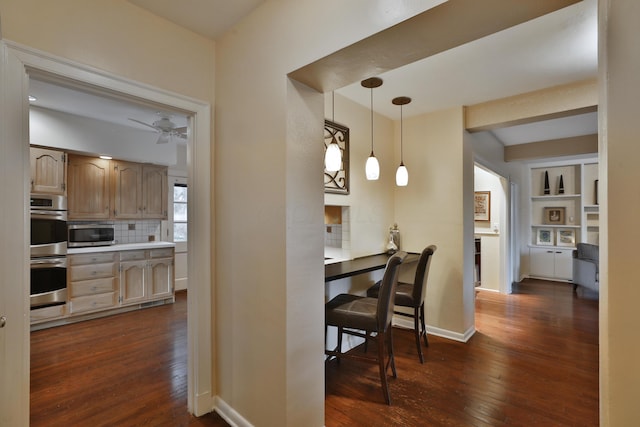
324 120 349 194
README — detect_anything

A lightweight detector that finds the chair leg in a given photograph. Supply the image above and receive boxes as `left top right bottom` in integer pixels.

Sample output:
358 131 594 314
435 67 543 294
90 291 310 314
414 307 424 363
336 326 343 364
377 331 391 405
420 304 429 347
387 328 397 378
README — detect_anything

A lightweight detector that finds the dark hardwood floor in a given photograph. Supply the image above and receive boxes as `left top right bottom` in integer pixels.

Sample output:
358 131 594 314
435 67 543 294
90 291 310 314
31 279 598 426
325 279 599 426
30 291 229 427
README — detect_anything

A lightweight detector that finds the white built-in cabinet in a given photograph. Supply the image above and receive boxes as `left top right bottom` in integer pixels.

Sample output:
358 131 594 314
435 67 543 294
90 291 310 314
528 159 599 282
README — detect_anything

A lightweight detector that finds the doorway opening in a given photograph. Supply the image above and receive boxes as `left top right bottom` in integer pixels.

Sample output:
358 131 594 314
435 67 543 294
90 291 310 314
474 163 511 294
9 42 213 417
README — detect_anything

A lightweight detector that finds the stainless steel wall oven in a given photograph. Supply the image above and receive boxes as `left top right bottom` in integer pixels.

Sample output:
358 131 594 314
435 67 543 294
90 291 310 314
30 194 67 309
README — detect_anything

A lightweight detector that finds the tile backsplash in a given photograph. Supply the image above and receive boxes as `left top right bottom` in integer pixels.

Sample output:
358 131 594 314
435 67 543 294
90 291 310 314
324 206 350 249
68 220 162 244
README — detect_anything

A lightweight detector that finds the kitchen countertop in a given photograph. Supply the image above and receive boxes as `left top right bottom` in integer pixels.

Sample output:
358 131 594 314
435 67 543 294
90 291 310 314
67 241 175 254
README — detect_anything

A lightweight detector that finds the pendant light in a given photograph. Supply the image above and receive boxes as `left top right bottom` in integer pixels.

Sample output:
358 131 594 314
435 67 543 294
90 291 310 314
324 91 342 172
393 96 411 187
361 77 383 180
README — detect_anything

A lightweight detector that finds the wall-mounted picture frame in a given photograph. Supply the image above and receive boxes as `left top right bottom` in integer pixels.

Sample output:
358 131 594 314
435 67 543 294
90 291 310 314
324 120 350 194
543 206 565 225
474 191 491 221
556 229 576 247
536 228 554 246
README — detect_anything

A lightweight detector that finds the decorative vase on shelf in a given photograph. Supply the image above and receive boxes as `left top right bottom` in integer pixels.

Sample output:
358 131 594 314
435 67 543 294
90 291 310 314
543 170 550 195
386 223 400 254
386 235 398 254
558 174 565 194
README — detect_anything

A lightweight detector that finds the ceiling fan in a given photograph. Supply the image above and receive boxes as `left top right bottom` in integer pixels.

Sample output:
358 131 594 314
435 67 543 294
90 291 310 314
128 114 187 144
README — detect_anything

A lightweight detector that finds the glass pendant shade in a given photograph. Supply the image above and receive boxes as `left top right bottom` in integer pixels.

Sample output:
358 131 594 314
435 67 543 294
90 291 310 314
396 162 408 186
361 77 383 181
324 142 341 172
392 96 411 187
365 152 380 180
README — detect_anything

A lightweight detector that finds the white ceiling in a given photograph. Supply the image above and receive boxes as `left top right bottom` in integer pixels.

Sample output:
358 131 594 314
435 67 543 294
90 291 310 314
30 0 598 148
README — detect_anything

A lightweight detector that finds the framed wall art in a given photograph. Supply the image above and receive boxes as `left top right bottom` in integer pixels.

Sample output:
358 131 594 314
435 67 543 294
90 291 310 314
474 191 491 221
556 229 576 247
536 228 554 246
323 120 350 194
543 207 565 225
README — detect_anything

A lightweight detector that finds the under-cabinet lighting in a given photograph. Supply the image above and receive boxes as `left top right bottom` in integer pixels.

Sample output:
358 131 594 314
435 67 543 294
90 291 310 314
99 155 112 160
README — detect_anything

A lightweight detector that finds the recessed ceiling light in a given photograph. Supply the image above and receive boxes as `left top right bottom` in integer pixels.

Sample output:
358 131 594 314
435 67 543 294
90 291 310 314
28 95 37 102
99 155 112 160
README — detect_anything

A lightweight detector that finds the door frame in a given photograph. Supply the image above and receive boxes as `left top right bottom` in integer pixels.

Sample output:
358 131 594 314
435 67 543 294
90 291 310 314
2 40 214 416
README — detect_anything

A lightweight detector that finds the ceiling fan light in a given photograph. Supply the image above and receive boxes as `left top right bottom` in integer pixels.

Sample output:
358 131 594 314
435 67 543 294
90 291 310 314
324 142 342 171
396 163 408 186
365 152 380 180
156 132 170 144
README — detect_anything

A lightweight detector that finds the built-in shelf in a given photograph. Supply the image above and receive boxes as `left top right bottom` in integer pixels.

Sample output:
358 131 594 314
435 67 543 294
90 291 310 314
528 159 599 281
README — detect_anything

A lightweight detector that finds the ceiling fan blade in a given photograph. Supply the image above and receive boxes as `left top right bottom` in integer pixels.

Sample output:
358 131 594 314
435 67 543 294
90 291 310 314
173 126 187 133
128 118 160 131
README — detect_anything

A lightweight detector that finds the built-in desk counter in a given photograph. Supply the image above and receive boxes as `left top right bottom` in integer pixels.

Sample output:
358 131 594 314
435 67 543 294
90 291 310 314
325 252 419 282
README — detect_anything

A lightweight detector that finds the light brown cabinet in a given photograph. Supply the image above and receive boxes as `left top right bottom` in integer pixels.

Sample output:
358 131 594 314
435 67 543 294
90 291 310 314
30 147 66 195
142 165 168 219
68 252 119 314
68 154 168 220
112 160 143 218
67 154 111 220
112 162 168 219
120 247 174 306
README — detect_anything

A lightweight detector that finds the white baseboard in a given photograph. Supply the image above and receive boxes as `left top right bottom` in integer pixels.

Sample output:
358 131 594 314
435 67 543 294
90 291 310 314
194 390 214 417
214 396 253 427
393 316 475 343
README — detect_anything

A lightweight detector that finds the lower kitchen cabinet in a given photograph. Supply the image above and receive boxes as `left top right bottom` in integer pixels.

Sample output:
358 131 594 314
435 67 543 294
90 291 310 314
68 252 119 314
529 247 573 282
32 245 175 328
120 248 174 306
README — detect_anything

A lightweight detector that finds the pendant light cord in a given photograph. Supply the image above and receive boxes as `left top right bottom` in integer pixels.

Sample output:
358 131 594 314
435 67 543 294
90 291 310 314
370 88 374 153
400 104 404 164
332 91 335 122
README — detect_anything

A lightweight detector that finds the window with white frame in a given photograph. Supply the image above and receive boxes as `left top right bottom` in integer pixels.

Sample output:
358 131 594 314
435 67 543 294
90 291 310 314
173 183 187 242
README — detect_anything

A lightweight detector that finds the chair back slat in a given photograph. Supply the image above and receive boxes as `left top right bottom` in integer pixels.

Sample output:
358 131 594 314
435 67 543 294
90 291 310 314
412 245 437 305
376 251 407 332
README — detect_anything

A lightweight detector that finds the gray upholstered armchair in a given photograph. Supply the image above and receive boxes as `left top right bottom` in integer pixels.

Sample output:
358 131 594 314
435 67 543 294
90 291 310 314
572 243 599 298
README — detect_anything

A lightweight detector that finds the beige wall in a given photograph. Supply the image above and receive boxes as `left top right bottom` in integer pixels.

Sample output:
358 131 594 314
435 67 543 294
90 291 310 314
214 2 434 425
599 0 640 424
394 107 474 336
0 0 215 102
324 93 396 257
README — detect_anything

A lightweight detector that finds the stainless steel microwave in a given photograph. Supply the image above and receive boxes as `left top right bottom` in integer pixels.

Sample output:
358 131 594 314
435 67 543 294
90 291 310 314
68 224 115 247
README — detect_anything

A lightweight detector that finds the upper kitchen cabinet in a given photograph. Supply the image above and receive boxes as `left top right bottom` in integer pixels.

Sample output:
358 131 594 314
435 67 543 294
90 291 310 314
69 154 168 220
30 147 66 195
112 162 168 219
68 154 111 220
112 160 143 219
142 165 168 219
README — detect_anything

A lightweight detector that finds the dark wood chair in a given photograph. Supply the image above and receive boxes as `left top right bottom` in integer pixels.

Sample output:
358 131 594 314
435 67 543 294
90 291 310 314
367 245 437 363
325 251 407 405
